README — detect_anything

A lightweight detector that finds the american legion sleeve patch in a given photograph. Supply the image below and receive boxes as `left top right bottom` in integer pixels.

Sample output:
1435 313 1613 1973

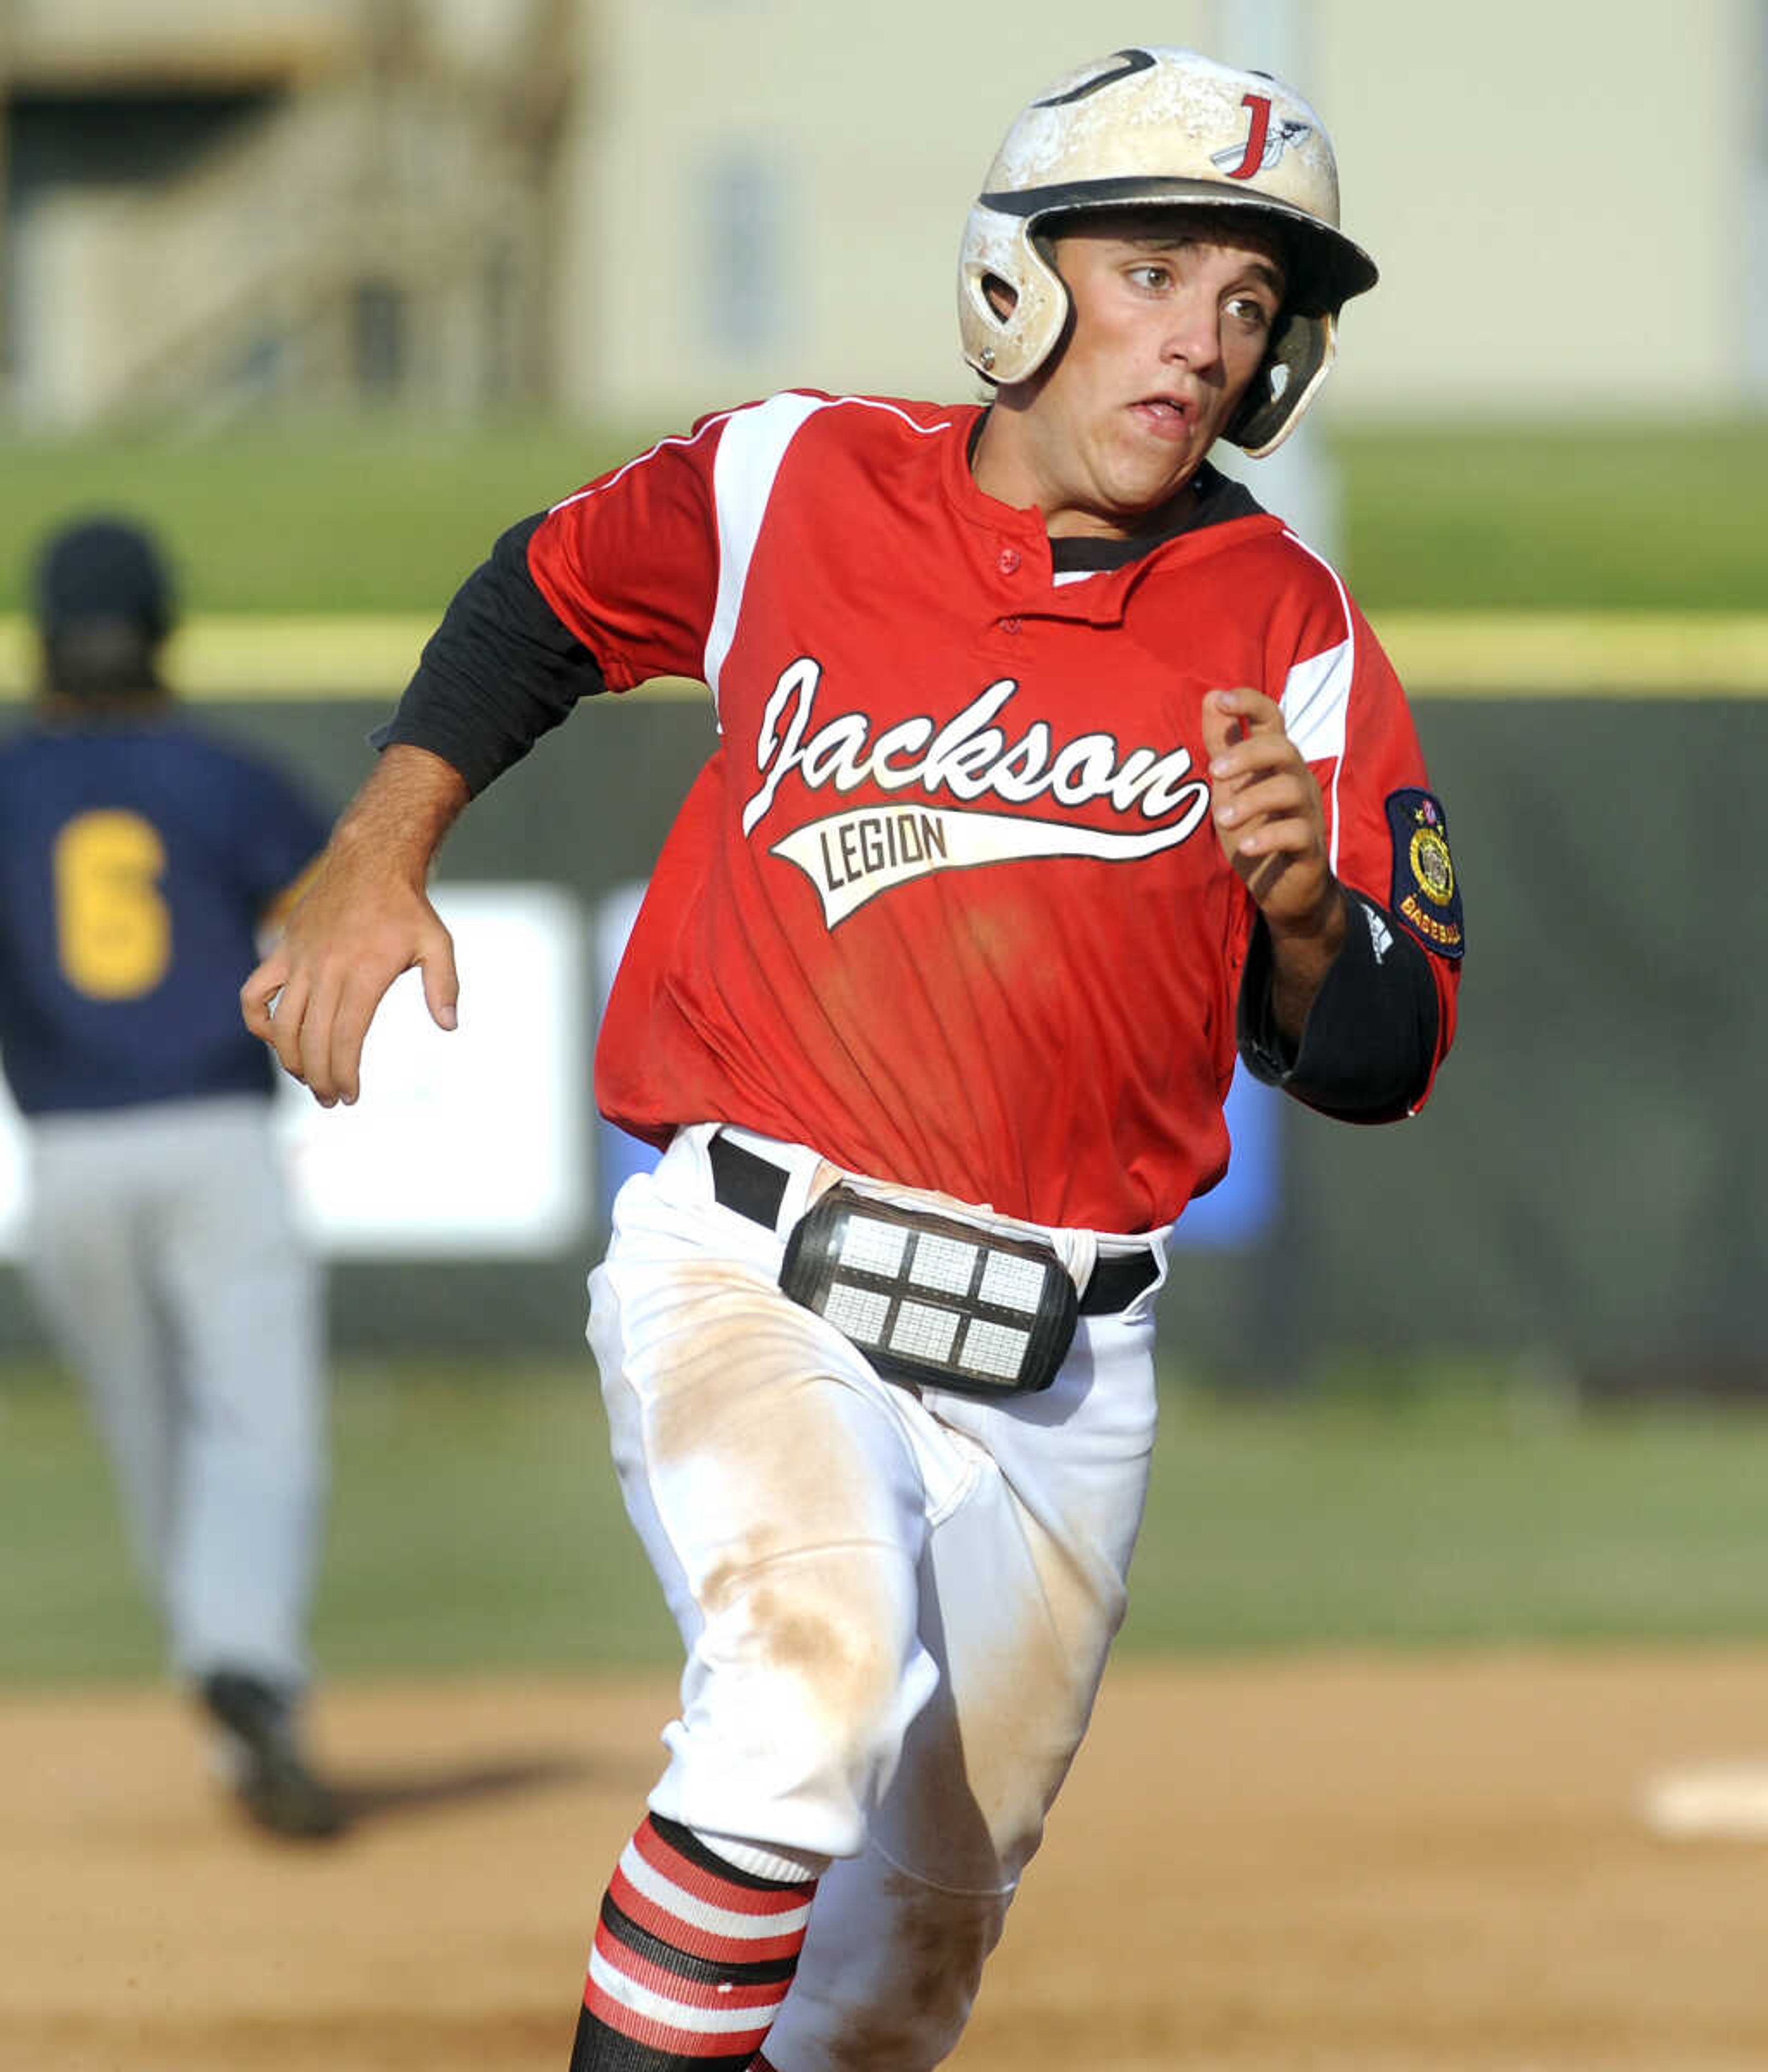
1385 788 1464 960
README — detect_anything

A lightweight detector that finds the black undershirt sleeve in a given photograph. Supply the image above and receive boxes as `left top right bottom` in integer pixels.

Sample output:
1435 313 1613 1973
371 513 607 796
1236 885 1440 1123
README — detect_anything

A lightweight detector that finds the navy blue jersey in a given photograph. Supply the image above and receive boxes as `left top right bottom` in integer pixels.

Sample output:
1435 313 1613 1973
0 711 331 1115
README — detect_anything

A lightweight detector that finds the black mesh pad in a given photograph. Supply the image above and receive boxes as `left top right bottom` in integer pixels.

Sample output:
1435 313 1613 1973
778 1185 1080 1399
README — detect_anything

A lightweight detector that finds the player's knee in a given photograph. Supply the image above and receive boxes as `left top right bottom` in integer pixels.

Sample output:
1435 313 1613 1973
750 1557 929 1789
758 1585 899 1733
670 1549 936 1857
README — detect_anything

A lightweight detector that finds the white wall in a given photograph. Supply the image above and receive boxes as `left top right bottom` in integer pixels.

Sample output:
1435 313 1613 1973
1314 0 1748 418
558 0 1756 429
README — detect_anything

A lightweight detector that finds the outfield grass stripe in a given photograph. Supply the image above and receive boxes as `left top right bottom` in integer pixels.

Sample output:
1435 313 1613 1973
3 611 1767 701
1375 612 1768 697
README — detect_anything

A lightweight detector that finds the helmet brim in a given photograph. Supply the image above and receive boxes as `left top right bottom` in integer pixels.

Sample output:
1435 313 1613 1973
978 176 1378 319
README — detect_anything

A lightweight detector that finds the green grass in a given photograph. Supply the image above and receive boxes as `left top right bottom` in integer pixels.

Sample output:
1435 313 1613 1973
1122 1381 1768 1652
1337 419 1768 612
0 418 646 617
0 415 1762 616
310 1360 672 1675
5 1358 1768 1687
0 1358 674 1684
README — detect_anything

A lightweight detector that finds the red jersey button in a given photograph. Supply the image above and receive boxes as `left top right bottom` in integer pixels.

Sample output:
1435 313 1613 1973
997 547 1021 575
1001 616 1021 634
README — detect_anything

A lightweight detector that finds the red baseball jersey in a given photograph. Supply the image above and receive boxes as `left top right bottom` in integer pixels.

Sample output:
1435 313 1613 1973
528 391 1459 1233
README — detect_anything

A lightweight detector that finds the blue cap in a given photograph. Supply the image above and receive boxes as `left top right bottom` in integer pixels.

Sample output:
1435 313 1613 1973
32 517 176 643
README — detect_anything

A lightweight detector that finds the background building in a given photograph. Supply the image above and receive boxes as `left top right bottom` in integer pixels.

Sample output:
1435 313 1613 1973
2 0 1762 431
572 0 1761 427
0 0 574 426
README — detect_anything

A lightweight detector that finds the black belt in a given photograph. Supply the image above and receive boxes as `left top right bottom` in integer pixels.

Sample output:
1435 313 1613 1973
709 1132 1159 1316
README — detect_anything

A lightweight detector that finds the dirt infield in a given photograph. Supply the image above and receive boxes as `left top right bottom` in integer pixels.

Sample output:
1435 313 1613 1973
6 1651 1768 2072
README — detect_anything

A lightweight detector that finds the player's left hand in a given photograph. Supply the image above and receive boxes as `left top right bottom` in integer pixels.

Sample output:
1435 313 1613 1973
1200 687 1339 941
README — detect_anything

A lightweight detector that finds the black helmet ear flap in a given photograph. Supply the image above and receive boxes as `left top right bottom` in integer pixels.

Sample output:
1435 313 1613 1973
1230 310 1337 457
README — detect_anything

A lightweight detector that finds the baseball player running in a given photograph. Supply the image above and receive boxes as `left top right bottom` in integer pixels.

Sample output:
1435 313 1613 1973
0 517 343 1840
245 47 1463 2065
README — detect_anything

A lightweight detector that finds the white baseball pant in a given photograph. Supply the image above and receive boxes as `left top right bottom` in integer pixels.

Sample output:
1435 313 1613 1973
587 1122 1167 2070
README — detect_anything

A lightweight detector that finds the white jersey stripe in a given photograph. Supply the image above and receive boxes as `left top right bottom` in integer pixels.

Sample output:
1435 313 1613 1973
1279 530 1359 872
588 1943 784 2035
1279 638 1352 765
704 395 956 723
617 1838 815 1940
704 393 832 720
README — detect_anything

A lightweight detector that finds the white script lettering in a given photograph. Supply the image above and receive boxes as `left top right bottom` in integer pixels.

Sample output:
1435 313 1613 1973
741 658 1210 840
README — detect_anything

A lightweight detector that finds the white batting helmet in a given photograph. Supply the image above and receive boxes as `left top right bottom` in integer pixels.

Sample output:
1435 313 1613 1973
958 47 1378 456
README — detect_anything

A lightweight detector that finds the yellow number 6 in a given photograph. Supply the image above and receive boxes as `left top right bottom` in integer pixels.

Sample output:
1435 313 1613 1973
54 810 172 999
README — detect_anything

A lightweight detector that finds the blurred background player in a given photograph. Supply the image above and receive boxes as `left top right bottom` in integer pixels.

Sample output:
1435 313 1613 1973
0 515 344 1840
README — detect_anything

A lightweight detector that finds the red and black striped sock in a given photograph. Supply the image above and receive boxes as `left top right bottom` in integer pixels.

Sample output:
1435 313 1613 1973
568 1813 817 2070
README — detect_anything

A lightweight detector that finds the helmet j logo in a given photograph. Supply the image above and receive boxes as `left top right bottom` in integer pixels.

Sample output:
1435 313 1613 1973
1211 93 1312 180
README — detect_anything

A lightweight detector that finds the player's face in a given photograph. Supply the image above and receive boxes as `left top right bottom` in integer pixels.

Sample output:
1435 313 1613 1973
991 215 1284 536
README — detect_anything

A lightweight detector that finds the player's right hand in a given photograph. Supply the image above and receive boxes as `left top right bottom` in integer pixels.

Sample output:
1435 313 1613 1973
241 746 467 1106
242 852 459 1107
